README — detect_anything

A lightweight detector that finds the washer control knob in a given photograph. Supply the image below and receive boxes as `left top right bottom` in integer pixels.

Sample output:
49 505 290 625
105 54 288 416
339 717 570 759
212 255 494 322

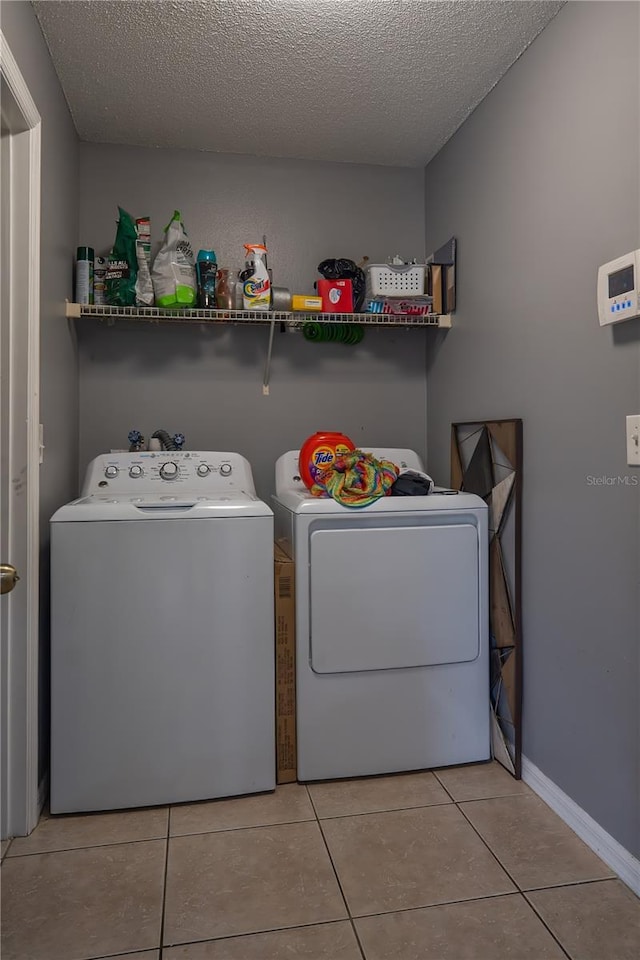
197 463 210 478
219 463 232 477
160 461 179 480
129 465 143 479
104 465 119 479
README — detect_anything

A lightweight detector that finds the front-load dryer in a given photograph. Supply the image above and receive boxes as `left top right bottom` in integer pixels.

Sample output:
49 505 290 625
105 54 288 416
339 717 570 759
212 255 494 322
51 451 275 813
272 448 490 782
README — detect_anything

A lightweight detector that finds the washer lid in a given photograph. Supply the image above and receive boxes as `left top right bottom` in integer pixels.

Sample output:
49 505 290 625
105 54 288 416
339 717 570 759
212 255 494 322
272 490 486 515
51 493 273 522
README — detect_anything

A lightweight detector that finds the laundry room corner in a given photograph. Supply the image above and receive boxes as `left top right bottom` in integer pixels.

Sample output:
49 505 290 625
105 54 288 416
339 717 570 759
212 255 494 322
424 0 640 860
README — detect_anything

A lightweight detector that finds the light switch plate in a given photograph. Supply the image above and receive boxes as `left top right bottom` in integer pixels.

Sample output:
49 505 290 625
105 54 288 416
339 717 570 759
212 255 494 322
626 415 640 466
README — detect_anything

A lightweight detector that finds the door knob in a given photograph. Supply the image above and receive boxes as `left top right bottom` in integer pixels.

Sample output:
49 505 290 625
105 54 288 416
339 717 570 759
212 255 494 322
1 564 20 595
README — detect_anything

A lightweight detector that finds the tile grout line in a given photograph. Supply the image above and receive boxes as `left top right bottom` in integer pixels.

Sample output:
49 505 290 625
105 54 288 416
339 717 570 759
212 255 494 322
8 779 522 859
5 815 321 858
159 919 365 953
3 799 469 860
158 808 171 960
152 885 585 956
454 800 572 960
522 876 626 893
94 949 160 960
455 796 619 890
349 918 369 960
431 769 457 802
348 887 540 918
305 784 367 960
454 799 535 889
4 833 171 859
312 799 456 821
169 814 316 836
431 762 530 797
432 766 533 804
158 884 593 950
521 889 579 960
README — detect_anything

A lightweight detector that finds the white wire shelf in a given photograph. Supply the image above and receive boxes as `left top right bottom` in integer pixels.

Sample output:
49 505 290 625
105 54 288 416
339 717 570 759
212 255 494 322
66 302 453 328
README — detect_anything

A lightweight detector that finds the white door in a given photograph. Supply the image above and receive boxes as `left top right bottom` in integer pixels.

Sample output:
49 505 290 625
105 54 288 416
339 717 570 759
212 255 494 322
0 32 41 839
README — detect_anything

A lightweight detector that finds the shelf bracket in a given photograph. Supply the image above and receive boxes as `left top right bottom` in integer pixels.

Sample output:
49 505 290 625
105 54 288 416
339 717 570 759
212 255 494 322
262 320 277 395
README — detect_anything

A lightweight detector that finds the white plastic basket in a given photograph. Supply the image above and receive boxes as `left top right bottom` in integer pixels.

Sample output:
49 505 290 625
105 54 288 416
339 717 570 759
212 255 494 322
366 263 426 298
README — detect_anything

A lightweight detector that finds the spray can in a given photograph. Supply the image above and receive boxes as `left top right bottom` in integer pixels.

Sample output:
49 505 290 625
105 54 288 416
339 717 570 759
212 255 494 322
94 256 107 305
196 250 218 308
75 246 94 304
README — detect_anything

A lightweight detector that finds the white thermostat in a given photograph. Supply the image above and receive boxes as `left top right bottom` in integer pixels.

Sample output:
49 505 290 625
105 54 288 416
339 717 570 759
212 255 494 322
597 249 640 326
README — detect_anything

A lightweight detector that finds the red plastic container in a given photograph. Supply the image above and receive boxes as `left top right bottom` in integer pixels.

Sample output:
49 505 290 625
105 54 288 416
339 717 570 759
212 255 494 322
299 431 355 493
317 279 354 313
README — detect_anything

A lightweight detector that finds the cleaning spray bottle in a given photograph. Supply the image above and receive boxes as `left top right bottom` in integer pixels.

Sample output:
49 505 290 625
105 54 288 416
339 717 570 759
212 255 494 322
242 243 271 310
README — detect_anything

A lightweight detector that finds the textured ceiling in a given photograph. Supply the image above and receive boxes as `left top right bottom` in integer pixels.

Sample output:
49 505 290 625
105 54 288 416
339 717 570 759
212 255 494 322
33 0 564 167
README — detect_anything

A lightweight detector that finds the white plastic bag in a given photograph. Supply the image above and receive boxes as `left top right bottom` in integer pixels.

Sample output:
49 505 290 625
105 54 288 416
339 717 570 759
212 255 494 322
135 216 154 307
151 210 196 308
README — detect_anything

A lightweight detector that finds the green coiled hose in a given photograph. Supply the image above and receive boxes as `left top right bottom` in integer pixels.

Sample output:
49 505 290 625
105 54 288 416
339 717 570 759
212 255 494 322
302 322 364 345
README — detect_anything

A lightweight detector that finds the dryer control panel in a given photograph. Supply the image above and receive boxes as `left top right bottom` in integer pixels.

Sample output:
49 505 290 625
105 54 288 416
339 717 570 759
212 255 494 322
82 451 257 497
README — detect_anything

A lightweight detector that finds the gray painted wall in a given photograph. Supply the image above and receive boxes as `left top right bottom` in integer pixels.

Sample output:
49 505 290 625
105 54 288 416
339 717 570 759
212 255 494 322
77 144 428 497
1 1 79 779
425 1 639 853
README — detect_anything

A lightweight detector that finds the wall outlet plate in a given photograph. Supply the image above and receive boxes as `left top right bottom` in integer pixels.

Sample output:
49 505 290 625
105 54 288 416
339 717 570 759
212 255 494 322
626 415 640 466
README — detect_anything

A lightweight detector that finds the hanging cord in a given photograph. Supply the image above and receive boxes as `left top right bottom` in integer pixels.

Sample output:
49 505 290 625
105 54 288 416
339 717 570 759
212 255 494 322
311 449 399 508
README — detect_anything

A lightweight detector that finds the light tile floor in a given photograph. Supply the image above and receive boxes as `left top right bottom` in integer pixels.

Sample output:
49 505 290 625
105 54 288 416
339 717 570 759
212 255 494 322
1 762 639 960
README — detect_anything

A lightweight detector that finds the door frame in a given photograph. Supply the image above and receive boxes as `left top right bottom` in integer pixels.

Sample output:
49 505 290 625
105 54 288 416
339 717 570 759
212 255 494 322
1 29 41 836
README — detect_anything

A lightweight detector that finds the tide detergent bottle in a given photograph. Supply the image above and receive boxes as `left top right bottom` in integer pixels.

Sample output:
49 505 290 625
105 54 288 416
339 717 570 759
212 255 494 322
242 243 271 309
299 431 355 494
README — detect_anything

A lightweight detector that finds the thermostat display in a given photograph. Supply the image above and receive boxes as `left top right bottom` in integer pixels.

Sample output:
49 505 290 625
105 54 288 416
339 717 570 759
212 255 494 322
608 264 634 299
598 249 640 326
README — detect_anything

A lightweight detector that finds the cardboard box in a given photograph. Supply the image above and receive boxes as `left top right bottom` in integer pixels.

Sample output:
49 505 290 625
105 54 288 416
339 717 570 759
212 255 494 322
274 542 296 783
430 264 443 314
291 295 322 311
446 264 456 313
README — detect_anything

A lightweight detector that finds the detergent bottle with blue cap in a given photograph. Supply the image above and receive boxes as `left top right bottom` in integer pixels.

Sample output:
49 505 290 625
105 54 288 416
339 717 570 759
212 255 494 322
196 249 217 308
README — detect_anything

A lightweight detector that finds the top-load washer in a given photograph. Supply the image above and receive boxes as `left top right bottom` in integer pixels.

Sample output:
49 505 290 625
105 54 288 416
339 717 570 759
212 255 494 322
272 448 490 782
51 451 274 813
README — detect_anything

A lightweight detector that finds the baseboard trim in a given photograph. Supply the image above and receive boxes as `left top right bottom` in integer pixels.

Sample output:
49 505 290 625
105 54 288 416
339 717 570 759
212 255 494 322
521 755 640 897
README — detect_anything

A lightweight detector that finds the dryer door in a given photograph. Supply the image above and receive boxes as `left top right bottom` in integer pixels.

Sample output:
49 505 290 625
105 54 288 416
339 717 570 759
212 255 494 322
309 523 480 673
